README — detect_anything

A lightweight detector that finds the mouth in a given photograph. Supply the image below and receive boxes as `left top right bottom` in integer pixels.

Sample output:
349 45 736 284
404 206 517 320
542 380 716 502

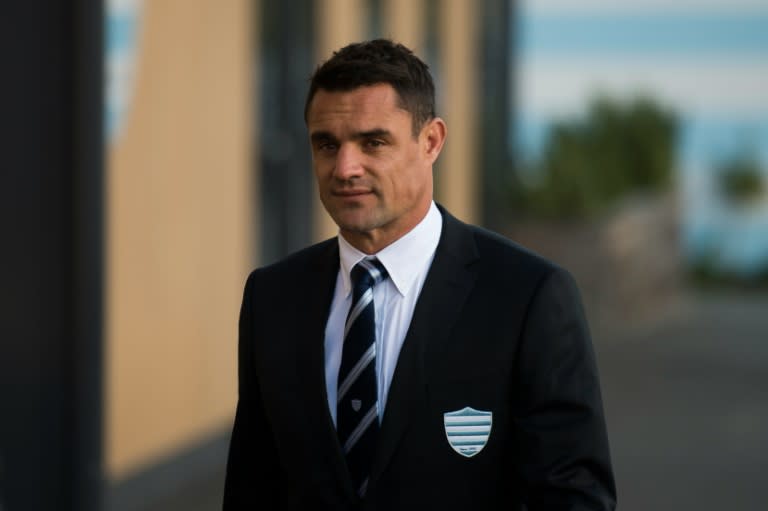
331 189 373 198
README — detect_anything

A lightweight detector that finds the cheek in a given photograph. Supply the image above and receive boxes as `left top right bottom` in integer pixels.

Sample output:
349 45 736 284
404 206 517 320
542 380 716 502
402 161 430 192
386 173 421 205
390 153 424 193
313 162 331 183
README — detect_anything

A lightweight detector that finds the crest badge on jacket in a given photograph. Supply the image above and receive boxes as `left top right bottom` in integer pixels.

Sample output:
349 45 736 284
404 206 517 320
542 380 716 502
443 406 493 458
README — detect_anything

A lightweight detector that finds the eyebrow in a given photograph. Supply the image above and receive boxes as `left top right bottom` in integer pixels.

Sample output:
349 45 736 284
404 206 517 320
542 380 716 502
310 128 392 143
354 128 392 140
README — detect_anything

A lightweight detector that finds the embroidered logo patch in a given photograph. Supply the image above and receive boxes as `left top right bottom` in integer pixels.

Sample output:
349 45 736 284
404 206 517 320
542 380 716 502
443 406 492 458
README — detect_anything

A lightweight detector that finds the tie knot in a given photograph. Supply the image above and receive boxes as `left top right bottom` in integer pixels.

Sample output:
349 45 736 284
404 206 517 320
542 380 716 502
351 258 388 291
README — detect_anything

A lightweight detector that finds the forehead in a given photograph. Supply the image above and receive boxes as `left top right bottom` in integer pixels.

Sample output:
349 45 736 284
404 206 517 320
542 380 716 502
307 84 411 133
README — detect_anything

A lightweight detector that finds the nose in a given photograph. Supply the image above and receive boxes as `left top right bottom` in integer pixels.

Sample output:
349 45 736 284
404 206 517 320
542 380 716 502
333 144 364 180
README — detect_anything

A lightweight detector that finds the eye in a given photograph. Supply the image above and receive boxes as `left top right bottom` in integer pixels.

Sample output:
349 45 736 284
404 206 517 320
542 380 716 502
317 142 338 153
365 139 386 149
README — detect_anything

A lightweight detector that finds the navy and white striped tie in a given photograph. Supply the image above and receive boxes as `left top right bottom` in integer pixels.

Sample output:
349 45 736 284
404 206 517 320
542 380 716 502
337 257 388 498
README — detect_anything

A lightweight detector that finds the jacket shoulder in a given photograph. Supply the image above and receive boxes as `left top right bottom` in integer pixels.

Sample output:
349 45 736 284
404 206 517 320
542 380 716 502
244 237 338 287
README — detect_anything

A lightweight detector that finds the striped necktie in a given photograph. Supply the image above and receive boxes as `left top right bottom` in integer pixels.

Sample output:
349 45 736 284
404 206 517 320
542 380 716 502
337 257 388 498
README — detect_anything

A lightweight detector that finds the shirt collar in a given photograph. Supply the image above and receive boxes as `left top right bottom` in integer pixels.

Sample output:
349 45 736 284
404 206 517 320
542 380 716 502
337 201 443 298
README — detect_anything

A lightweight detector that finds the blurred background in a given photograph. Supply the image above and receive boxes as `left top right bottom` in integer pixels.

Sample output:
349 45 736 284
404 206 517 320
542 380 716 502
1 0 766 510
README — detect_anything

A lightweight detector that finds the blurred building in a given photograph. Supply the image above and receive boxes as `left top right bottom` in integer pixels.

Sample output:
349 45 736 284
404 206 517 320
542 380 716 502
1 1 513 510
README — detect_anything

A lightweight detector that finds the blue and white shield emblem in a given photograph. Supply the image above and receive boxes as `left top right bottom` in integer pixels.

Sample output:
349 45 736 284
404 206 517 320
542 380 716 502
443 406 492 458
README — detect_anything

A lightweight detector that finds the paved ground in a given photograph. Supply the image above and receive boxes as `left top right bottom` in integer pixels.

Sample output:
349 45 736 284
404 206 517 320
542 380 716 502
595 290 768 511
145 290 768 510
138 468 226 511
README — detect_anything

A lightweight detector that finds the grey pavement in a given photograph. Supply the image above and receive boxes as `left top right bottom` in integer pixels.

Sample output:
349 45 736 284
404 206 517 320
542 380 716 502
595 290 768 511
135 467 226 511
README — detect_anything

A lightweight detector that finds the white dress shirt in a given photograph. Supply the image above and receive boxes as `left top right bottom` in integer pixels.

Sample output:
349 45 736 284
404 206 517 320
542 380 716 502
324 201 443 426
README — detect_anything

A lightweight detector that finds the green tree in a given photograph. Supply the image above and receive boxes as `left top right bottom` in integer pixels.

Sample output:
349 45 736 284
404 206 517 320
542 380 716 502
513 95 678 219
717 154 764 204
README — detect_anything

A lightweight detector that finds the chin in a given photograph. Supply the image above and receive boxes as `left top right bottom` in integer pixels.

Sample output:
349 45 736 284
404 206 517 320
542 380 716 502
336 219 376 235
333 211 381 235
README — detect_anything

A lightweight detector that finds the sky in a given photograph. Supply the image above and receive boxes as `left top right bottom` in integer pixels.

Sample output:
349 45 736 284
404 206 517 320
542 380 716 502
522 0 768 14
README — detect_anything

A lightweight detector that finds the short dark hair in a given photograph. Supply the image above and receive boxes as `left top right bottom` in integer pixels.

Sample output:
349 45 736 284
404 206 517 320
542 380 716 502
304 39 436 136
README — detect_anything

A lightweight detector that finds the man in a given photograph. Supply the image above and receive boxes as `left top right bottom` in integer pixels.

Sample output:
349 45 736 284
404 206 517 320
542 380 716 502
223 39 616 510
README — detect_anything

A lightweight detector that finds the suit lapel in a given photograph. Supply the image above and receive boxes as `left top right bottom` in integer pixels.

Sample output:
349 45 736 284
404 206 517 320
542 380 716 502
371 208 479 481
294 240 357 498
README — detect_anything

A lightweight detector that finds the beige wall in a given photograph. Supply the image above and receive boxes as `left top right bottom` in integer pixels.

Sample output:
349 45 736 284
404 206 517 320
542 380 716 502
438 0 479 224
382 0 425 54
106 0 255 480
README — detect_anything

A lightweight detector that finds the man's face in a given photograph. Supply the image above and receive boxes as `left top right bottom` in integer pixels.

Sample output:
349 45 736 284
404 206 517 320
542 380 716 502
307 83 445 253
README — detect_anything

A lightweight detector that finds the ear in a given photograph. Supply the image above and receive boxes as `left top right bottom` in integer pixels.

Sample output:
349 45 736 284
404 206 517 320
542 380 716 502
421 117 447 164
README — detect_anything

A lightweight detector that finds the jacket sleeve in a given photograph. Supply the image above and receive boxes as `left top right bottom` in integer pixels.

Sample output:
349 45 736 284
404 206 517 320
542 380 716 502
222 271 280 509
512 267 617 510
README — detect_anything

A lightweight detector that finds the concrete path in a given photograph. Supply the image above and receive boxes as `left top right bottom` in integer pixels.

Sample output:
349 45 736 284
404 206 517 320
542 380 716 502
595 291 768 511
